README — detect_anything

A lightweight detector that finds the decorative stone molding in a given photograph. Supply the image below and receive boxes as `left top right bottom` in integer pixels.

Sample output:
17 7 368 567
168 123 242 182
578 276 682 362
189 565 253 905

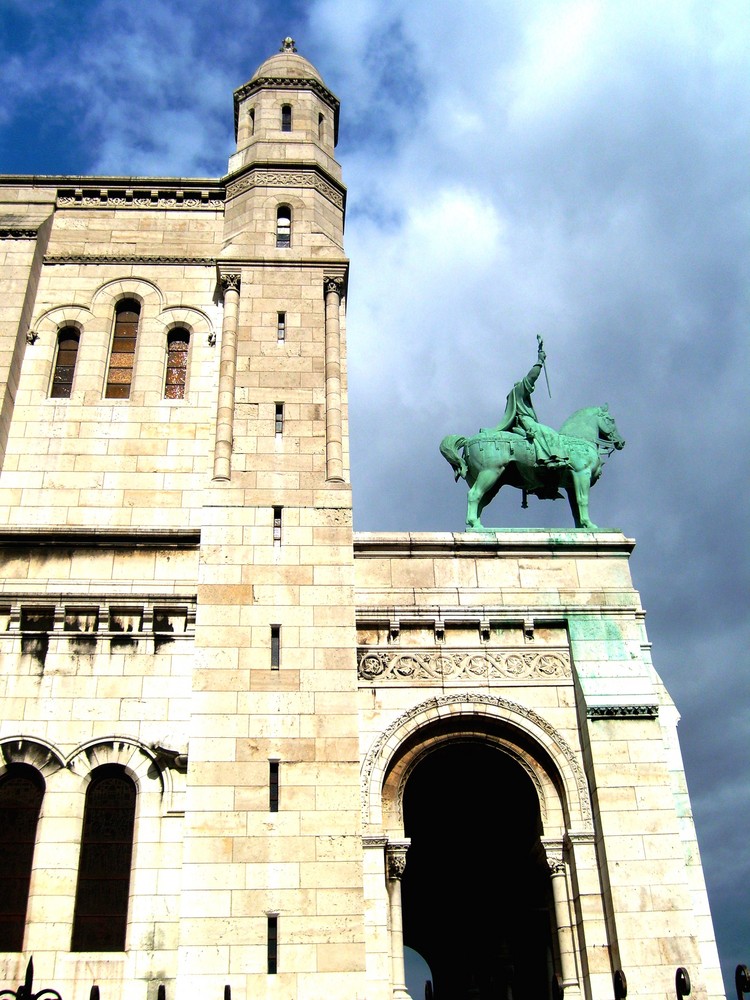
0 595 196 640
56 187 224 210
0 228 38 239
44 254 216 266
226 167 344 210
357 647 571 682
586 705 659 720
361 692 592 827
0 737 65 777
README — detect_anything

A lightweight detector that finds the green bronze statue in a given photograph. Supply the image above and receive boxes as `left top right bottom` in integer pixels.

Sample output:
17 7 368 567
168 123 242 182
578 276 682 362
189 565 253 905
440 342 625 530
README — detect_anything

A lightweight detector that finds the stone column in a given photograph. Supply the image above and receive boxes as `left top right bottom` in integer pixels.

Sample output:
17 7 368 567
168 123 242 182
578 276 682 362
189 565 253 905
213 272 241 481
544 843 580 996
386 839 412 1000
323 276 344 482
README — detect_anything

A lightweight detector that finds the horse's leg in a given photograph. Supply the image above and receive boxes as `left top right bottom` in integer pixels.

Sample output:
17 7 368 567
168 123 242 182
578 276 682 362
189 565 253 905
571 469 598 529
466 468 502 529
565 484 581 527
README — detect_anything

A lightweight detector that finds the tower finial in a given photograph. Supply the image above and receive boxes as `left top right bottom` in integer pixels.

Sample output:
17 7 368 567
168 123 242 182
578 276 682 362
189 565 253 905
280 37 297 53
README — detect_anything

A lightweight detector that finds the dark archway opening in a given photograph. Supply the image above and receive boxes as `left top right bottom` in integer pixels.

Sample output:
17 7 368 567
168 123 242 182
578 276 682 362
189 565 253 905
402 741 555 1000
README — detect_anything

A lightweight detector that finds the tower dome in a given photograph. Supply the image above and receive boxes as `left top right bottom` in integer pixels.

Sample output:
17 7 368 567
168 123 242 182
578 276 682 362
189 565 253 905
252 37 325 85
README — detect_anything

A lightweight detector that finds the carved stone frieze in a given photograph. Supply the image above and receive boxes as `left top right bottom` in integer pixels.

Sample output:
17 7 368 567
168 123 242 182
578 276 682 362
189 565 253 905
44 254 215 266
357 647 571 682
226 167 344 209
56 187 224 210
0 228 38 239
586 705 659 720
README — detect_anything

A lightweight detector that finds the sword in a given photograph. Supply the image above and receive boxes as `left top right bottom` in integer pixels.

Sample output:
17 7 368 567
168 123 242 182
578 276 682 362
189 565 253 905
536 334 551 397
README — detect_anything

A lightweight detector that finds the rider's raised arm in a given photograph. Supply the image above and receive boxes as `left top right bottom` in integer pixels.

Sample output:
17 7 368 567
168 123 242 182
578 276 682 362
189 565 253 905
521 351 545 392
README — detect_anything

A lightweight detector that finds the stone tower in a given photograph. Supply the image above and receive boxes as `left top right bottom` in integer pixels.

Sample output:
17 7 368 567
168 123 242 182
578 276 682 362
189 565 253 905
0 39 724 1000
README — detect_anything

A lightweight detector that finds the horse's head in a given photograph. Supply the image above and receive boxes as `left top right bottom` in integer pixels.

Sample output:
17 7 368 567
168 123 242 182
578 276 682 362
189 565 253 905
598 404 625 450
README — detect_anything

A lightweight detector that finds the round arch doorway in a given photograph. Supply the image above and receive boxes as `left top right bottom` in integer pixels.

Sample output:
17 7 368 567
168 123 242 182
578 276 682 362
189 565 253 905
401 741 556 1000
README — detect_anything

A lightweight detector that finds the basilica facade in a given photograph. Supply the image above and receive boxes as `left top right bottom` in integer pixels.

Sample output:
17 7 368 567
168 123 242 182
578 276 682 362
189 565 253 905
0 40 723 1000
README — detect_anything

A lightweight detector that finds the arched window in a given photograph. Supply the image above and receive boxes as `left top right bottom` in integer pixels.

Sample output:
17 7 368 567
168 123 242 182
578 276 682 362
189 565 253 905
164 328 190 399
105 298 141 399
0 764 45 952
71 765 136 952
50 326 80 398
281 104 292 132
276 206 291 248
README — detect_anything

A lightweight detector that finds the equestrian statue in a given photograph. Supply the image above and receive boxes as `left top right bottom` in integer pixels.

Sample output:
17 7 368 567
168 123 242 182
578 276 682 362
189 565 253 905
440 340 625 530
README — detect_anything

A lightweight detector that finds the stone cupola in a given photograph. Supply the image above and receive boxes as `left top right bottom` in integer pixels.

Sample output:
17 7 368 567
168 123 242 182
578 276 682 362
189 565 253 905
228 37 341 180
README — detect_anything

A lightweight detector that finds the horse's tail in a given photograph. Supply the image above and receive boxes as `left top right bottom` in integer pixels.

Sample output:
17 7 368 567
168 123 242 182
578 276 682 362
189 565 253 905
440 435 469 481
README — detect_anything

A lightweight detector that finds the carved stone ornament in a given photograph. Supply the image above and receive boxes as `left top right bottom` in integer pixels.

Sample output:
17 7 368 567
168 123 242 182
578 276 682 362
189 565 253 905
221 272 241 293
386 843 410 880
25 330 39 345
1 228 38 239
324 276 344 298
56 187 224 211
45 254 216 266
361 693 593 827
357 647 571 682
225 168 344 210
280 37 298 53
586 705 658 720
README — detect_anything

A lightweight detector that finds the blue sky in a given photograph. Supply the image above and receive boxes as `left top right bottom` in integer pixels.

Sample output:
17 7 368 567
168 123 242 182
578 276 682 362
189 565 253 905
1 0 748 994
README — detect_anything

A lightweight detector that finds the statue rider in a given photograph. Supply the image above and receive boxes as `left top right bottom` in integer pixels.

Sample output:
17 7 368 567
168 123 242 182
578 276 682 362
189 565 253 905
495 346 569 469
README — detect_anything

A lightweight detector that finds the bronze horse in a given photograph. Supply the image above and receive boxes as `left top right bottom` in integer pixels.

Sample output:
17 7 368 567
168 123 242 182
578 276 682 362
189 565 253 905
440 405 624 530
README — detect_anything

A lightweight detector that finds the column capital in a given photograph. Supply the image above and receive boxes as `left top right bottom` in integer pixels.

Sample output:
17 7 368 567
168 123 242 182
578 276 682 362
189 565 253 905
386 839 410 880
540 838 566 875
220 272 241 293
324 275 344 297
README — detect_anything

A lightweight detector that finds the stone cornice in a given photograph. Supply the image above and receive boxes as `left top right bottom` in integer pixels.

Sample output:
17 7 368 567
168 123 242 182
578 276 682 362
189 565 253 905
353 530 635 557
0 527 200 548
225 164 345 211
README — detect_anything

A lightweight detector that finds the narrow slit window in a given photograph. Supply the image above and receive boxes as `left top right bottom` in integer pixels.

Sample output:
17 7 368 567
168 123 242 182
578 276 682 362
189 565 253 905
105 299 140 399
269 761 279 812
275 403 284 437
318 113 324 140
281 104 292 132
273 506 282 544
71 765 136 952
249 108 255 135
276 206 291 248
277 312 286 343
270 625 280 669
50 326 80 398
267 915 278 974
165 328 190 399
0 764 45 952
